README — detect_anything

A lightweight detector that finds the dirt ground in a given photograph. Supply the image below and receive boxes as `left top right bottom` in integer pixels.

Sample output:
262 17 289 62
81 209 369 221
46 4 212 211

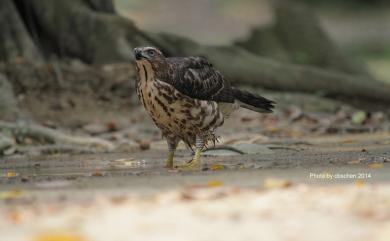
1 128 389 241
1 1 390 240
1 90 390 241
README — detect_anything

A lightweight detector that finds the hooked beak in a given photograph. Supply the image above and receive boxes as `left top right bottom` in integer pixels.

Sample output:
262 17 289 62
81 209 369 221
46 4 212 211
134 48 144 60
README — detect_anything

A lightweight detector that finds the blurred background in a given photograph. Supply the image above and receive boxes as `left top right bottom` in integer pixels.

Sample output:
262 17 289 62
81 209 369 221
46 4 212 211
1 1 390 240
116 0 390 81
1 0 390 156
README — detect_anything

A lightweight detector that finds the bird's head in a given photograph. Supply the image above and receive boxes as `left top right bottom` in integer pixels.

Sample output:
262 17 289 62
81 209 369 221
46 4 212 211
133 46 169 77
133 46 165 63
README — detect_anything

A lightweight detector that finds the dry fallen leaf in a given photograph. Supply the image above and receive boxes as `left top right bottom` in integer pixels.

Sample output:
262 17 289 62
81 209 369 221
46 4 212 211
32 232 84 241
264 178 293 189
287 130 305 138
354 180 364 187
91 171 104 177
210 164 225 171
110 196 128 205
106 122 118 131
266 126 280 133
0 189 23 200
6 171 19 178
207 180 223 187
340 139 357 144
368 163 384 169
348 159 361 165
240 116 255 122
7 210 21 224
138 140 150 150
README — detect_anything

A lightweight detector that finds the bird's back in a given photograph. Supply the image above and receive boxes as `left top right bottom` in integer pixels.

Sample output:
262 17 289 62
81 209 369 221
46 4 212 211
163 56 274 113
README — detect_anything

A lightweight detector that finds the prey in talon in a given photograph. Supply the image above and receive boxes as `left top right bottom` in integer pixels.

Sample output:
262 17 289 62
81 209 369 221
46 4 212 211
133 46 274 170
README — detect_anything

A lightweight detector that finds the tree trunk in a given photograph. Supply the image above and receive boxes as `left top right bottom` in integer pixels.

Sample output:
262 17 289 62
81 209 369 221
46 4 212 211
0 0 42 64
0 0 389 110
235 1 371 77
148 33 390 106
9 0 152 63
0 74 19 120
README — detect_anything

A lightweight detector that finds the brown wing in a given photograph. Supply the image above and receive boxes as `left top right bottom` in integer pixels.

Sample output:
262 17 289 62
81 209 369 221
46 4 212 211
164 57 235 103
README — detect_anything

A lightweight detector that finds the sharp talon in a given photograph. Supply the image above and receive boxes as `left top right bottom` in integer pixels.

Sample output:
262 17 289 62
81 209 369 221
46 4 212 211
176 148 202 170
176 161 201 170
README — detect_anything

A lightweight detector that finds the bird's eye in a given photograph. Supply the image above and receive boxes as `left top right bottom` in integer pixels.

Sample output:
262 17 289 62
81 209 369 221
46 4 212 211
148 50 156 56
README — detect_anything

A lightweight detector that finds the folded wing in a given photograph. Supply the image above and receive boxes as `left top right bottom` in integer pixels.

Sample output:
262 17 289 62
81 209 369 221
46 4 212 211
164 56 275 113
165 57 235 103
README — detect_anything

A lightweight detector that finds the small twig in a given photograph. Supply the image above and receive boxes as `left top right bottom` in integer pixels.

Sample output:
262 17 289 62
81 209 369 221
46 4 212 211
267 146 301 151
203 145 244 155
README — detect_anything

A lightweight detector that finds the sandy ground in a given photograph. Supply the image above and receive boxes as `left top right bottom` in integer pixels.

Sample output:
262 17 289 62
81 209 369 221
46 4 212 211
0 131 389 241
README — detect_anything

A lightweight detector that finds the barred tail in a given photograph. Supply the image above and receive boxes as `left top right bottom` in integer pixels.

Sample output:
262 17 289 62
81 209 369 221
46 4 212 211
232 88 275 113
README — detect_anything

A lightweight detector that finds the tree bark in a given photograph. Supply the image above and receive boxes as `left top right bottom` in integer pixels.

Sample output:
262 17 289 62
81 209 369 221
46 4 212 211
148 33 390 106
0 73 19 120
0 0 42 64
11 0 153 63
0 0 389 109
235 1 371 77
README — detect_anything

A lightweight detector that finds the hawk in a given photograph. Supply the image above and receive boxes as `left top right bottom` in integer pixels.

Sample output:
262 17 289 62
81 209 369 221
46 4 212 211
134 46 274 170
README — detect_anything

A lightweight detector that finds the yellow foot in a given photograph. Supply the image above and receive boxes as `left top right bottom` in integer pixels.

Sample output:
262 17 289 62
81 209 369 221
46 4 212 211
176 149 202 170
164 160 173 169
164 151 174 169
176 159 201 170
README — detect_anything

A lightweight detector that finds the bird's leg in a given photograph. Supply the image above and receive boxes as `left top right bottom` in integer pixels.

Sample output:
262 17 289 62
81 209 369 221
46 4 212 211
177 136 204 170
165 140 177 169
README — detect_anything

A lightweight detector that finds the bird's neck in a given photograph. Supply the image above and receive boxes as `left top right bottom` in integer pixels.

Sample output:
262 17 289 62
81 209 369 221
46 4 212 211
136 60 155 86
136 59 169 81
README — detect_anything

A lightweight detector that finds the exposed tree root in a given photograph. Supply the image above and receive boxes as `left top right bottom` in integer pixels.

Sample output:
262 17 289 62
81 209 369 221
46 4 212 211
0 134 13 154
16 144 96 155
0 121 115 151
143 32 390 109
1 0 390 118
